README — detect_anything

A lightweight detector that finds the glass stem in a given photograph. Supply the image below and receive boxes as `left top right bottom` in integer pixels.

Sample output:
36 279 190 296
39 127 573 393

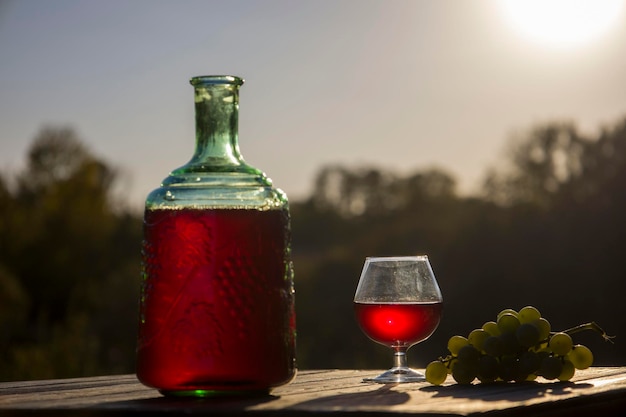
393 348 408 369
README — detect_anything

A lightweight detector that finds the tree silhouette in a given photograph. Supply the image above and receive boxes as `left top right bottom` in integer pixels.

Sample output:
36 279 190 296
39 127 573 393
0 126 142 381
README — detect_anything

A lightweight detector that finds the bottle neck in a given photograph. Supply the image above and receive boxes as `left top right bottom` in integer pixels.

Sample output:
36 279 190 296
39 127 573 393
147 75 289 210
191 80 244 167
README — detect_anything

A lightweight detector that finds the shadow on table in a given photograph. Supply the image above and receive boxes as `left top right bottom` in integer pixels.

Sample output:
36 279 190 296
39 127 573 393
100 391 280 413
420 381 594 402
287 384 410 411
102 386 410 413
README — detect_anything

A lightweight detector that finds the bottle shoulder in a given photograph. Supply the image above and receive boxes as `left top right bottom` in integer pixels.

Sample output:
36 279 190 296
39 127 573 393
145 175 289 211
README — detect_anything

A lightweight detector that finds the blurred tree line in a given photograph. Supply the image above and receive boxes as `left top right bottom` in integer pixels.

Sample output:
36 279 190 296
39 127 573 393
0 128 142 380
1 117 625 381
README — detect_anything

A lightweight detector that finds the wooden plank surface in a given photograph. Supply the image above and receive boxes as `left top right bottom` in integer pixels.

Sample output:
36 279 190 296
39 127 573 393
1 367 625 416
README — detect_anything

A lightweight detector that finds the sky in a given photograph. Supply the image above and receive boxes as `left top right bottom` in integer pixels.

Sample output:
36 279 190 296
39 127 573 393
1 0 625 209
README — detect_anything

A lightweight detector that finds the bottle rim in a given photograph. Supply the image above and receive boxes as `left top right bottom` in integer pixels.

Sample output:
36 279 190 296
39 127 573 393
190 75 244 86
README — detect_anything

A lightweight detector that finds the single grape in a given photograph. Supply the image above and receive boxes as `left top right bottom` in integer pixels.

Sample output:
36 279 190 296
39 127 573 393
452 360 477 385
497 313 521 334
447 335 469 356
549 332 573 356
497 308 519 320
457 344 480 363
516 323 541 347
519 351 541 376
539 356 563 380
558 360 576 382
477 355 499 383
534 318 551 341
500 332 522 355
499 355 521 382
482 321 501 336
567 344 593 370
468 329 490 352
425 360 448 385
518 306 541 324
483 336 503 357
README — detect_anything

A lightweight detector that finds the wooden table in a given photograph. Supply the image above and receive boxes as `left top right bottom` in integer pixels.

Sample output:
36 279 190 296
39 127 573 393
1 367 625 416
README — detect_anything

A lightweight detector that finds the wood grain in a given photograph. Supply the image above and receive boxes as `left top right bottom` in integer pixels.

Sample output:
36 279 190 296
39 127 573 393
1 367 625 416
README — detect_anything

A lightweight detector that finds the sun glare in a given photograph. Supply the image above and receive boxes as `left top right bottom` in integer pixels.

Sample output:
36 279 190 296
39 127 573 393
499 0 624 48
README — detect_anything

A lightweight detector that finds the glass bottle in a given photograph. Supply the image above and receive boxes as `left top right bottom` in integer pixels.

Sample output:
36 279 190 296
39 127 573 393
136 75 296 396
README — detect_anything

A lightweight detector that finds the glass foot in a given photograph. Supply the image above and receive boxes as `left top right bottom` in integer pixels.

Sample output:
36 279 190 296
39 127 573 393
363 367 425 384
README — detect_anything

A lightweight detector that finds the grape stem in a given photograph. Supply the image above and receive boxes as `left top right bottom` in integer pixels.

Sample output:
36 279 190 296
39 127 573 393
556 321 615 344
438 355 454 365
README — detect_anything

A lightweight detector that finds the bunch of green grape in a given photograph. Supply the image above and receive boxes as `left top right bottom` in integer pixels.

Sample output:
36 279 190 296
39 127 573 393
425 306 613 385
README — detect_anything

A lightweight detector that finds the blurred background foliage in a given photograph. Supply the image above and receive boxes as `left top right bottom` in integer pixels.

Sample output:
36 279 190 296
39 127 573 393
1 117 625 381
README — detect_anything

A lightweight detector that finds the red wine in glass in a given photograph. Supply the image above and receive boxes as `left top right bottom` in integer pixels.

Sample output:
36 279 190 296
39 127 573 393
354 302 442 348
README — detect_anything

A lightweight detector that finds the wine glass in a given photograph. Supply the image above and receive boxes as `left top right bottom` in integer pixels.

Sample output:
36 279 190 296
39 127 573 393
354 256 443 383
